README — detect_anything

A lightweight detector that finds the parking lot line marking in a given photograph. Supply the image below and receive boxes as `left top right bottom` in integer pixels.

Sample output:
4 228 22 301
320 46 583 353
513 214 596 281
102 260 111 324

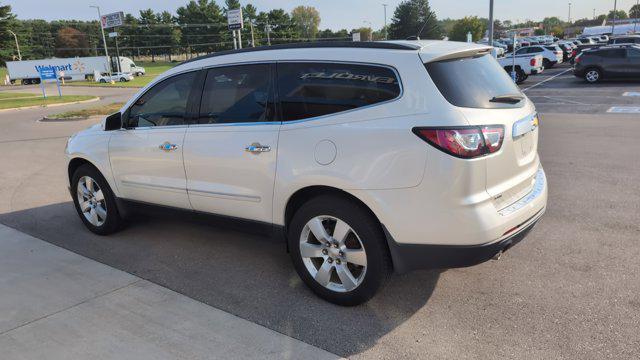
522 69 572 92
607 106 640 114
623 92 640 97
541 96 587 105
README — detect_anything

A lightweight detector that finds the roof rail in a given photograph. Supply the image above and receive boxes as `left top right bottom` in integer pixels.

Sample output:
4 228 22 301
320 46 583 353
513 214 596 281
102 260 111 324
180 41 421 65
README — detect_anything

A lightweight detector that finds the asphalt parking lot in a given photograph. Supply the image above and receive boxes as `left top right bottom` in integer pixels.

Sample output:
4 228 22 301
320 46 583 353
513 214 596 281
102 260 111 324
1 66 639 359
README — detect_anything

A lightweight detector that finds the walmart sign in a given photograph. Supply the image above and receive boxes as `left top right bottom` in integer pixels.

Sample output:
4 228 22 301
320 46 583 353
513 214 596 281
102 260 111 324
35 64 72 73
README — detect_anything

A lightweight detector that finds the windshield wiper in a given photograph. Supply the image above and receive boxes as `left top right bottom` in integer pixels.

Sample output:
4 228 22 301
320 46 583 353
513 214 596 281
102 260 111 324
490 94 524 104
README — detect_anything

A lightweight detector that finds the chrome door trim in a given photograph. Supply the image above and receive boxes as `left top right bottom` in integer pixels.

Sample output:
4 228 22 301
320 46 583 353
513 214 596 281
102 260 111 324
120 180 187 193
187 189 261 202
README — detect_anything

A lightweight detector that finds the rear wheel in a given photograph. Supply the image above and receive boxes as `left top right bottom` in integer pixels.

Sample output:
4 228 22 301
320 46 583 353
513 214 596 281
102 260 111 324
584 68 601 84
119 77 126 82
71 164 122 235
514 68 526 84
288 195 391 306
543 58 552 68
99 79 106 83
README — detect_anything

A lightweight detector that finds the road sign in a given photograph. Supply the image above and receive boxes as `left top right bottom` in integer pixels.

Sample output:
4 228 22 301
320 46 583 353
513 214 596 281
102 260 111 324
101 11 124 29
352 32 361 42
108 32 118 38
38 67 57 81
227 9 243 30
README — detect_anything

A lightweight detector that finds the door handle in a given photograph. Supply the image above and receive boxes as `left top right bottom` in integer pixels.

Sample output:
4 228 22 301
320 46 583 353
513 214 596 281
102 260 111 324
159 142 179 151
245 142 271 153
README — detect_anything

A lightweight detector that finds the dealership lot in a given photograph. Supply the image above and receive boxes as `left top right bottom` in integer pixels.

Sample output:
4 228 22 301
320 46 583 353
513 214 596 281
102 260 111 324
0 68 639 359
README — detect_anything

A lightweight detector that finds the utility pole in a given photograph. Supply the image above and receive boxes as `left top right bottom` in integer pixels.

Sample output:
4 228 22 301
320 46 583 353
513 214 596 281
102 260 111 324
568 2 572 23
593 8 596 19
488 0 495 45
7 30 21 61
612 0 618 35
90 5 110 76
634 0 639 33
382 4 388 40
265 22 271 46
249 20 255 47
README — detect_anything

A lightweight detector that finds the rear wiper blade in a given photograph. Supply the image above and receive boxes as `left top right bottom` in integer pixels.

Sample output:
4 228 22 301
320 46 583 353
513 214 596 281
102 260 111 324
490 94 524 104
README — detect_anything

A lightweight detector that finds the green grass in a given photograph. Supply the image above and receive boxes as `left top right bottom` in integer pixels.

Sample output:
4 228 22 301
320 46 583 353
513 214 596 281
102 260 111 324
0 92 37 100
65 61 175 88
0 67 7 83
47 102 124 119
0 93 96 110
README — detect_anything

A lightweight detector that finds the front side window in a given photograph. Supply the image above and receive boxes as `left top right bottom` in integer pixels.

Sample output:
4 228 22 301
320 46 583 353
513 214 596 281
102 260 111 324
198 64 275 124
277 62 401 121
127 71 197 128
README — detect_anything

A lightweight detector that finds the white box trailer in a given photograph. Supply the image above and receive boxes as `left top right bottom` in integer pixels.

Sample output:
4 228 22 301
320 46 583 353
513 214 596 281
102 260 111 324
6 56 110 85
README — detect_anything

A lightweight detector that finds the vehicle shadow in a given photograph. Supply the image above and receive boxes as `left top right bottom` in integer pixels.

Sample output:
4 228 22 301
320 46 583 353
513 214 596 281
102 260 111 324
0 202 441 357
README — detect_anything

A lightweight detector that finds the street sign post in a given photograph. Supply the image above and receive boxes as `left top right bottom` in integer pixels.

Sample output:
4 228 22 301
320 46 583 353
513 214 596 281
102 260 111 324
228 8 244 49
101 12 124 29
38 66 62 98
109 32 122 73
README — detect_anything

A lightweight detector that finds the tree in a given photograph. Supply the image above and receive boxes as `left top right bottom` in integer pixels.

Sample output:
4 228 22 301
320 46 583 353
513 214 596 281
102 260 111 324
534 28 545 35
608 10 628 20
0 2 16 64
388 0 441 40
291 6 320 39
449 16 485 42
176 0 225 54
630 4 640 19
54 27 90 57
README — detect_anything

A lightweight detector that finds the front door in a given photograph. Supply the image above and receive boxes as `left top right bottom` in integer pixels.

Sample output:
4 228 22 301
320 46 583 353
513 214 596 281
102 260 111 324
183 63 279 223
109 71 199 209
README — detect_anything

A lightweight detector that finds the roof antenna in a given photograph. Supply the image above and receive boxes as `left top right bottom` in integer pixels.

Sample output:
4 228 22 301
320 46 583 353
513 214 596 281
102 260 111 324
407 10 433 40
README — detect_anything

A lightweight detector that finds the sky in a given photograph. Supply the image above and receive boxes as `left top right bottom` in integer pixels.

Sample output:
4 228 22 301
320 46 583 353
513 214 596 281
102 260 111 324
4 0 629 30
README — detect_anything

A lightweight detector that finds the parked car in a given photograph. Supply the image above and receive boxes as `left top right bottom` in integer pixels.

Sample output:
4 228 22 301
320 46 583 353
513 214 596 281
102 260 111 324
66 41 547 305
498 53 544 83
557 42 574 62
608 35 640 45
574 45 640 83
508 45 563 68
95 72 134 83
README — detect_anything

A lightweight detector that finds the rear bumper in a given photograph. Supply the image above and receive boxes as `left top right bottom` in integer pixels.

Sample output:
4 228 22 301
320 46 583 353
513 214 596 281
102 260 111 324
385 207 545 273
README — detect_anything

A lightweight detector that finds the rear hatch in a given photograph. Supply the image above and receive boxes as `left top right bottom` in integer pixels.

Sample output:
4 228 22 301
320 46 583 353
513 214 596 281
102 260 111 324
421 51 540 210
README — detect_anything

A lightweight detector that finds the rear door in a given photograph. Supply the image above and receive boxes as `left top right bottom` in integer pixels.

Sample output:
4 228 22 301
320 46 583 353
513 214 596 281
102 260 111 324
600 49 628 77
626 48 640 77
183 63 279 223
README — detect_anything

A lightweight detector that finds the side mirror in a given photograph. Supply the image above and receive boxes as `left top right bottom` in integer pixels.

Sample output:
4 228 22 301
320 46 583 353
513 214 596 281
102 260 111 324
104 112 122 131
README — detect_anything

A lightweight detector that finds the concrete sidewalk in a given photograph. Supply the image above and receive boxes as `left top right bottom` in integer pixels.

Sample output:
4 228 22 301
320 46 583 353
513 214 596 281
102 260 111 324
0 224 339 360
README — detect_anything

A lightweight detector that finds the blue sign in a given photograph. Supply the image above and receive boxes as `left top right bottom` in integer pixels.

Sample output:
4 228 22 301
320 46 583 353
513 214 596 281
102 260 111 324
37 66 62 98
39 67 57 81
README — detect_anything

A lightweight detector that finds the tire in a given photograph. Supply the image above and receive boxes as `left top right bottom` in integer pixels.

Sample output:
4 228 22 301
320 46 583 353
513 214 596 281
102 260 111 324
584 68 601 84
515 68 526 84
99 79 106 83
120 77 126 82
543 58 551 69
71 164 122 235
288 195 391 306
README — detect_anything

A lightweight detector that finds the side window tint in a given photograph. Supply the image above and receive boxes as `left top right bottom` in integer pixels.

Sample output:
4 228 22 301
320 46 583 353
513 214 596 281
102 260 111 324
127 71 196 128
277 62 401 122
199 64 274 124
516 48 526 55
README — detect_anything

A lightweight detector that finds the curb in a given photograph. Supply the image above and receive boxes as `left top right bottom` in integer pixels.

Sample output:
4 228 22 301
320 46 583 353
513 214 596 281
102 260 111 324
0 97 100 113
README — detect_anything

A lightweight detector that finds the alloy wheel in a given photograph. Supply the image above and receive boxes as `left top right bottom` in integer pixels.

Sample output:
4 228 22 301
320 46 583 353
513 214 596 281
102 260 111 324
76 176 107 227
299 215 367 292
585 70 599 83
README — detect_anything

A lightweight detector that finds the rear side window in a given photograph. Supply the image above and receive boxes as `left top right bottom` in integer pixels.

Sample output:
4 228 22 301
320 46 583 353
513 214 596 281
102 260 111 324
598 49 626 58
276 62 401 121
425 54 524 109
198 64 275 124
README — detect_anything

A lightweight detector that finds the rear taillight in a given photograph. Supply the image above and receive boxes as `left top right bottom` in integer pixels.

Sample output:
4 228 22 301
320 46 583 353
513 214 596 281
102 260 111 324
413 126 504 159
530 58 536 66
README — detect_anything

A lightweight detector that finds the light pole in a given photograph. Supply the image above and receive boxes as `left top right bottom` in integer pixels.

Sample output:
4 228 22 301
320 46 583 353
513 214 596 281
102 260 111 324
568 2 572 23
382 4 388 40
488 0 495 45
89 5 110 76
635 0 639 33
7 30 21 61
612 0 618 35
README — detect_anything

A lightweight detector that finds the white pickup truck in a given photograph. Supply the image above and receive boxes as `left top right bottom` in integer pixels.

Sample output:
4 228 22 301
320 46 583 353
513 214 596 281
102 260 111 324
497 54 544 84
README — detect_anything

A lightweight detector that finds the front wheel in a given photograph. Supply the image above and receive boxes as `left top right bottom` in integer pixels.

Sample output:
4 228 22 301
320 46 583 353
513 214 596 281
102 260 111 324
288 195 391 306
584 68 601 84
71 164 122 235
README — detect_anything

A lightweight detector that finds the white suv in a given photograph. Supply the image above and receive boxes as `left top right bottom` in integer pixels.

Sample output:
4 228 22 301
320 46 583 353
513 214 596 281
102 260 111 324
66 41 547 305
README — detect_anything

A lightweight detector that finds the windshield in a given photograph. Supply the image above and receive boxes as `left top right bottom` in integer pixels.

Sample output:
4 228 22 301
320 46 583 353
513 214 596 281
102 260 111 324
425 53 524 109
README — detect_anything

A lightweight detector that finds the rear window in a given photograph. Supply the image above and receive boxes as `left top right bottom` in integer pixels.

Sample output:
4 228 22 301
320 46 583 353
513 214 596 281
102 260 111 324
425 54 524 109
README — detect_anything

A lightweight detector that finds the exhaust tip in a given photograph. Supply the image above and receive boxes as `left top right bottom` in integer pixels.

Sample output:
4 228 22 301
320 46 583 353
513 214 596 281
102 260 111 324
492 251 502 261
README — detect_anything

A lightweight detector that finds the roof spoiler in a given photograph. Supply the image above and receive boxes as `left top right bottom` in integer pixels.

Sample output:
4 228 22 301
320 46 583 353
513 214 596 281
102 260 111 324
425 47 492 63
